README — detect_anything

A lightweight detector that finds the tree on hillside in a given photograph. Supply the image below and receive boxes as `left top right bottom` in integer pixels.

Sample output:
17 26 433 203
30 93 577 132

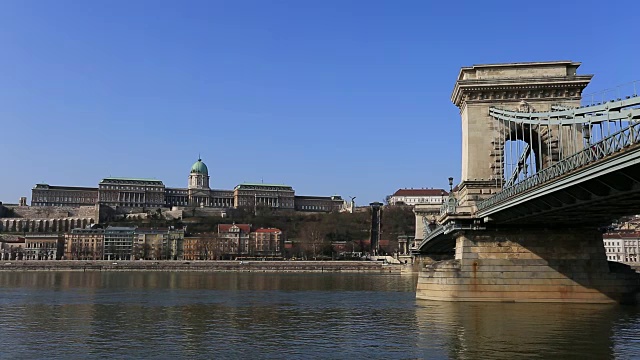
380 205 415 253
298 221 327 260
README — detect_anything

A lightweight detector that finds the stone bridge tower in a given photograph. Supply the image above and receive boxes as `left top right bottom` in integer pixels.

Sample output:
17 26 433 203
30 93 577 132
450 61 592 209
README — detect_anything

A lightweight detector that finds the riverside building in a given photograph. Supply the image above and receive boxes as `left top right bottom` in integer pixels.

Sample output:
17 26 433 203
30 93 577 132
23 234 63 260
388 188 448 206
103 227 136 261
604 231 640 264
64 228 105 260
29 158 348 214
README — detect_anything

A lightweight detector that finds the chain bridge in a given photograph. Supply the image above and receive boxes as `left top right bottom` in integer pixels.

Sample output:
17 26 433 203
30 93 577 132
414 61 640 304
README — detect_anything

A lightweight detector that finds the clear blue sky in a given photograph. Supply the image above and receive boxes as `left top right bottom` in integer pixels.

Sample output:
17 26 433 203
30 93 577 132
1 0 639 205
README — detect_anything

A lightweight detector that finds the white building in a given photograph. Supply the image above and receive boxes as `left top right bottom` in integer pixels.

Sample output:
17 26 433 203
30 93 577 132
388 188 448 206
604 232 640 263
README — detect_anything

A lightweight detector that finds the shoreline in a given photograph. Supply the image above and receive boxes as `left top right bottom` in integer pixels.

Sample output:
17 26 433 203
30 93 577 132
0 260 410 273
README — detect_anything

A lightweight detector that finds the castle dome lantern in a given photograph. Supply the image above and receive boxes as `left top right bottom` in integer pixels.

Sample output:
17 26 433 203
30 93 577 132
191 158 209 176
188 158 210 190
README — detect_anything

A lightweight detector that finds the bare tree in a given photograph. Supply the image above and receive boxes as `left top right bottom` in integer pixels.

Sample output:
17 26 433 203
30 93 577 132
298 222 326 260
196 236 219 260
70 243 79 260
95 244 103 260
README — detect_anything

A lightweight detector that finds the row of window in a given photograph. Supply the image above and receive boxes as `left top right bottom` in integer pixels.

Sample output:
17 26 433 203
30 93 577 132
604 239 640 246
298 205 330 211
393 197 446 203
98 202 162 207
31 203 90 207
237 186 293 191
605 241 639 246
34 193 96 199
606 247 639 254
101 185 163 191
607 255 639 262
34 197 96 203
25 243 57 248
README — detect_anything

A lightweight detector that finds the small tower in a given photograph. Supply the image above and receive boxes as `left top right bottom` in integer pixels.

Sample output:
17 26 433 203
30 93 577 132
188 158 210 190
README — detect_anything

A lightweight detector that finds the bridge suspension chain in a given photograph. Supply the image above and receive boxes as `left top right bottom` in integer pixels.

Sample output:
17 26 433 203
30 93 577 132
489 90 640 188
480 83 640 212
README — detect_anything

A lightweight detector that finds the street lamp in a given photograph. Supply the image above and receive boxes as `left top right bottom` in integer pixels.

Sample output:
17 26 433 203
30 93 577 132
448 177 454 192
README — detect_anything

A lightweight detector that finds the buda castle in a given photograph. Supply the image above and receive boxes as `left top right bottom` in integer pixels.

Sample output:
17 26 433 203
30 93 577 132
30 158 350 214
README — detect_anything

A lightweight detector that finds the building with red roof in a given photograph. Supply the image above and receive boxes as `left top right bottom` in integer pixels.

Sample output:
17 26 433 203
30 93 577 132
217 223 252 256
389 188 448 206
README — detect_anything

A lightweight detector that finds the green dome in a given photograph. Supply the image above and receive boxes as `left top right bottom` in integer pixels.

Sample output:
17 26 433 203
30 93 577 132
190 158 208 175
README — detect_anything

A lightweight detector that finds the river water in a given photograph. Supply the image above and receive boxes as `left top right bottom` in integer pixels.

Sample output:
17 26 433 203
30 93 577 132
0 272 638 359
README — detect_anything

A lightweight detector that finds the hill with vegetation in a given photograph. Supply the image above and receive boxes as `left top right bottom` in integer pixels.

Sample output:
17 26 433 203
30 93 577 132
109 205 416 258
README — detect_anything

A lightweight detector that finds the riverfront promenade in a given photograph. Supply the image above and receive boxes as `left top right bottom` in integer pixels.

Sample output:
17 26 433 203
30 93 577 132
0 260 406 273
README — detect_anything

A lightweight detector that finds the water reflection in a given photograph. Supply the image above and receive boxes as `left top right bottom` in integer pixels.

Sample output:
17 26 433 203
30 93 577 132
415 300 640 359
0 272 637 359
0 272 420 359
0 271 418 292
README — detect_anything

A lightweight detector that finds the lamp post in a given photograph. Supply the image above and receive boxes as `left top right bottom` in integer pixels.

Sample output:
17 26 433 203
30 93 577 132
445 177 457 214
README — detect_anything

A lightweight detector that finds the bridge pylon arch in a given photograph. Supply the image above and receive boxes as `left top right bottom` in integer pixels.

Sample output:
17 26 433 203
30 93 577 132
451 61 591 209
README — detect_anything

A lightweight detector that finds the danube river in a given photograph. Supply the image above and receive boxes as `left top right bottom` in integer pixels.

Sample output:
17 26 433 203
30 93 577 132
0 272 638 359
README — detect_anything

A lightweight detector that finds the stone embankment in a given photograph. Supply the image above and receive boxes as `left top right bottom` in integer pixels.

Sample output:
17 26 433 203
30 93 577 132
0 260 406 273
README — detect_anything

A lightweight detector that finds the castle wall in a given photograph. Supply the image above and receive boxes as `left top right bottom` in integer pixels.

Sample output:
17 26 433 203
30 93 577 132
1 205 98 220
0 217 96 233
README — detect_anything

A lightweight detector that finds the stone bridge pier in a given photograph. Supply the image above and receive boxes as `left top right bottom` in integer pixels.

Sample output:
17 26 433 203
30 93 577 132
416 228 640 304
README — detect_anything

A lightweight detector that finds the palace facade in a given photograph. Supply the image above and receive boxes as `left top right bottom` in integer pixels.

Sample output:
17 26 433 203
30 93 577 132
30 158 349 213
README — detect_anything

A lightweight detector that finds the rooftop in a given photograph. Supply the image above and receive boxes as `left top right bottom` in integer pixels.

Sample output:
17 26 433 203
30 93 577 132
604 232 640 239
218 223 252 233
105 226 137 231
71 228 104 234
101 178 164 184
34 184 98 191
463 60 578 70
190 158 208 175
235 183 293 189
254 228 282 233
295 195 334 200
392 188 448 197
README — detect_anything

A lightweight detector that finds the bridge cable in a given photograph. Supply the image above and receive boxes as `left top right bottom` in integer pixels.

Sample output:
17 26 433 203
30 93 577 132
559 119 563 161
519 120 524 178
529 119 534 174
509 118 514 182
573 120 578 156
589 117 604 145
570 120 575 157
500 121 507 187
501 118 505 187
537 118 542 173
547 120 552 168
507 119 511 182
519 120 523 178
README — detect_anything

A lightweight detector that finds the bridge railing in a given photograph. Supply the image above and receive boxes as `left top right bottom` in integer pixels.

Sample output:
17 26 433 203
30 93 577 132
478 121 640 211
413 219 487 252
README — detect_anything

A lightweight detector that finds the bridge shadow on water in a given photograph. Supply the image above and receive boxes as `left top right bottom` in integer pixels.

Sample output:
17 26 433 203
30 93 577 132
414 300 640 359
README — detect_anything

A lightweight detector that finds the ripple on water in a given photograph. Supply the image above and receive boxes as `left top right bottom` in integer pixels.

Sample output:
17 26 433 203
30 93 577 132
0 272 638 360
